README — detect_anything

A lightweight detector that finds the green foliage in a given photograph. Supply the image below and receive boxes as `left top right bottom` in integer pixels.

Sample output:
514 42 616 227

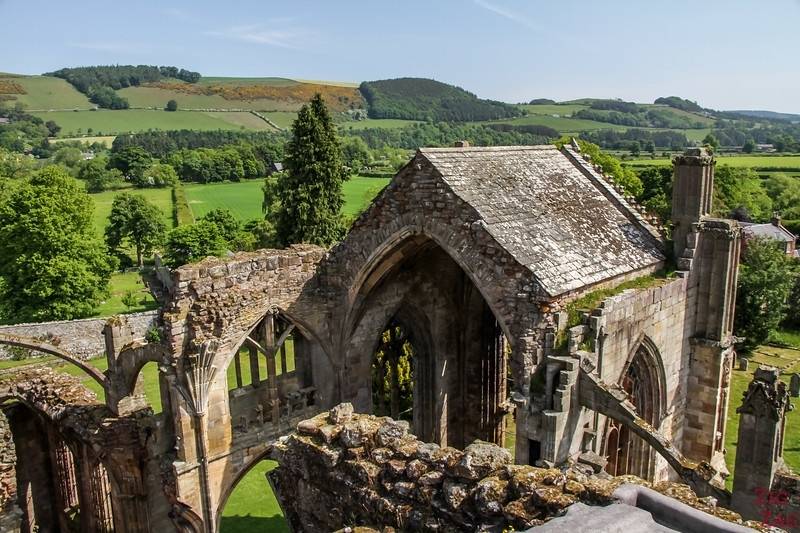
653 96 705 113
163 221 226 267
742 139 756 153
0 166 114 322
0 147 36 179
349 121 549 150
47 65 200 109
243 219 277 250
78 156 124 192
112 129 285 159
145 326 162 344
87 86 129 109
45 120 61 137
575 101 708 129
172 183 194 226
52 146 83 169
763 173 800 220
636 166 673 223
702 133 720 151
270 94 348 247
140 163 178 188
166 145 263 183
566 137 644 197
359 77 522 122
735 237 798 353
108 146 153 182
121 289 138 310
165 99 178 112
371 321 414 421
340 135 371 171
713 166 773 221
201 208 241 242
105 192 167 267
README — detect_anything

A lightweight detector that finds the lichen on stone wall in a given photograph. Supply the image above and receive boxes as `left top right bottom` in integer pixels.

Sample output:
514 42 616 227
270 405 762 532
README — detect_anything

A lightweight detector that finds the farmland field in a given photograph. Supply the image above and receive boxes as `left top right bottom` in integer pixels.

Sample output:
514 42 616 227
0 75 92 110
31 109 273 137
118 86 300 112
487 114 630 132
50 135 117 147
262 111 298 129
185 176 390 221
518 103 589 116
627 155 800 171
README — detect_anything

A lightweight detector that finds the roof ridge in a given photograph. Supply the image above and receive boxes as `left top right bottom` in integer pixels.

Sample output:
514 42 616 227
561 145 666 242
419 145 556 153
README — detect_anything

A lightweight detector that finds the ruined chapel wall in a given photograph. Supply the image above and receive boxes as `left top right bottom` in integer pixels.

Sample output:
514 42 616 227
588 276 695 478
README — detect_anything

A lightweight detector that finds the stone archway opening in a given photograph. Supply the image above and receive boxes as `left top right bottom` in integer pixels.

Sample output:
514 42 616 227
3 401 116 532
601 341 665 479
217 457 288 533
227 311 320 433
354 235 511 449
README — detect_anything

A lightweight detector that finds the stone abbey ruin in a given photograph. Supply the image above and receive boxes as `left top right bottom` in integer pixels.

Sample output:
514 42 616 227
0 143 798 532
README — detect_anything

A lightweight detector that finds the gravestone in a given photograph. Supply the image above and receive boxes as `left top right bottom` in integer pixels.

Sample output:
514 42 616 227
790 373 800 398
738 357 749 371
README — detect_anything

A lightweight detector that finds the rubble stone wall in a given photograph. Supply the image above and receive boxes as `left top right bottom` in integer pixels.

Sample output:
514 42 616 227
270 405 756 532
0 311 157 360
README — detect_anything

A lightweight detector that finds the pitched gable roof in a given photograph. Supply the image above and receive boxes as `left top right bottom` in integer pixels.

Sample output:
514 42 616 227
418 145 665 296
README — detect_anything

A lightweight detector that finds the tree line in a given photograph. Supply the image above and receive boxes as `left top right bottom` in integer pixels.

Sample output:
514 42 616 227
47 65 201 109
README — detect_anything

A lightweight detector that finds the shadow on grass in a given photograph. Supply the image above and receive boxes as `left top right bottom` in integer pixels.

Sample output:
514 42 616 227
220 514 289 533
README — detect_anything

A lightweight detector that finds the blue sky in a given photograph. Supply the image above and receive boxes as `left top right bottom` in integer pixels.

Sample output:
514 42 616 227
1 0 798 112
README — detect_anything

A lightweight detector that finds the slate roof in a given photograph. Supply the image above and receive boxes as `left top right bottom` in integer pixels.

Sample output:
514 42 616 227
418 145 665 297
740 221 796 242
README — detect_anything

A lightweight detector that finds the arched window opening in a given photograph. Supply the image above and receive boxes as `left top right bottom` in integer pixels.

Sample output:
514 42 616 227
602 341 665 479
359 237 511 450
227 311 317 433
372 319 415 422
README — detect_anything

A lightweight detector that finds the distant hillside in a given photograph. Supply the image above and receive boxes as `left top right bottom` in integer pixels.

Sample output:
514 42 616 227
359 78 522 122
654 96 707 113
728 110 800 122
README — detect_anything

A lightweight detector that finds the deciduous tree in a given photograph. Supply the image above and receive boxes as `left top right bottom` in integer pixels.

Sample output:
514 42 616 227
735 236 798 353
0 166 114 321
163 221 226 268
105 193 167 267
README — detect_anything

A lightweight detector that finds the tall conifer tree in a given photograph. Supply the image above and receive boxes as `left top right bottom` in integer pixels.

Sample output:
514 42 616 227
271 94 348 246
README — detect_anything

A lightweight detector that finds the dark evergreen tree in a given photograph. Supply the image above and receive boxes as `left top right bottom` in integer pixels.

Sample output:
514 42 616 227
270 94 348 246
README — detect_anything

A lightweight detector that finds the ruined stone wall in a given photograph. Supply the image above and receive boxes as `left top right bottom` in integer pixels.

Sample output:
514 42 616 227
592 276 694 479
0 311 157 360
270 405 758 532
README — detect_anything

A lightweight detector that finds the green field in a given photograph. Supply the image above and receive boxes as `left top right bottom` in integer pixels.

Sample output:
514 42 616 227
185 176 390 221
31 109 274 137
90 187 174 237
518 103 589 116
261 111 298 129
341 118 421 130
51 135 116 147
1 75 92 110
627 155 800 170
220 460 288 533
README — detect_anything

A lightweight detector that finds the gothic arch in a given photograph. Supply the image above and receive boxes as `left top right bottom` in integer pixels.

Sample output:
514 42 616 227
0 333 105 387
602 334 668 478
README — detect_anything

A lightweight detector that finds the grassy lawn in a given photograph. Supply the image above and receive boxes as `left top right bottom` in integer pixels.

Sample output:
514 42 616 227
185 176 390 222
90 187 174 237
31 109 272 137
220 460 288 533
724 341 800 489
1 75 92 110
91 271 159 318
